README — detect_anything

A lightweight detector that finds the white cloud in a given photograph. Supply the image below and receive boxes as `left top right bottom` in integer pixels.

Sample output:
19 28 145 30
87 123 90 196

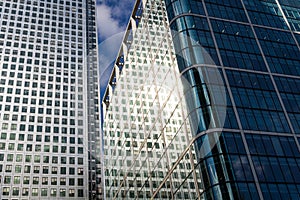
96 1 135 99
98 31 126 97
97 4 125 40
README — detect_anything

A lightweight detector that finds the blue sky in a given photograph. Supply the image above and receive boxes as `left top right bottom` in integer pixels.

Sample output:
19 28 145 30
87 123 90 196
97 0 135 41
96 0 136 99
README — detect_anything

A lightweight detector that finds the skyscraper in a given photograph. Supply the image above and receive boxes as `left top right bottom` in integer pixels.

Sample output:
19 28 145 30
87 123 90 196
103 0 300 199
0 0 102 199
165 0 300 199
103 0 201 199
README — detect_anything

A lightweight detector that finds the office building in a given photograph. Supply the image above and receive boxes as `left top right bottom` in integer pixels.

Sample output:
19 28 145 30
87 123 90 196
0 0 102 199
165 0 300 199
103 0 300 199
103 0 201 199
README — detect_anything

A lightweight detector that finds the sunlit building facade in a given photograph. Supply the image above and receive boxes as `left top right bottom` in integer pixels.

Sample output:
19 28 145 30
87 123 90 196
104 0 300 199
0 0 102 199
103 0 202 199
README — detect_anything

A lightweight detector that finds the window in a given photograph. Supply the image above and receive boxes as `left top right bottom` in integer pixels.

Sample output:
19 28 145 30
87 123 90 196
35 145 41 152
34 166 40 173
17 144 23 151
44 145 50 152
33 177 39 184
0 143 5 150
78 189 84 197
5 165 12 172
7 154 13 161
23 176 30 184
41 188 48 196
78 157 83 164
60 189 66 197
9 133 16 140
51 177 57 185
15 165 21 173
43 166 49 174
50 189 57 197
52 167 58 174
3 187 10 195
42 177 48 185
14 176 20 184
22 188 29 196
69 189 75 197
16 154 22 162
32 188 38 196
25 155 31 162
78 168 83 175
8 143 14 150
69 157 75 164
12 187 19 196
4 176 11 184
60 178 66 185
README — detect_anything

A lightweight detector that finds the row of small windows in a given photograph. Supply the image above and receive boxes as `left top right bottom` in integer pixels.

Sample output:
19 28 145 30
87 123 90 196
1 32 82 45
0 133 82 143
0 28 82 40
1 17 81 28
1 63 81 74
2 4 82 13
1 176 84 186
246 134 299 157
0 74 79 84
1 50 81 64
0 102 81 112
0 144 84 154
0 95 78 103
0 116 82 129
0 94 80 105
206 0 248 22
0 165 84 176
0 3 83 18
2 187 84 197
0 154 84 165
0 39 81 52
1 110 79 120
0 42 83 53
0 71 81 83
1 121 83 134
0 0 81 7
0 91 77 99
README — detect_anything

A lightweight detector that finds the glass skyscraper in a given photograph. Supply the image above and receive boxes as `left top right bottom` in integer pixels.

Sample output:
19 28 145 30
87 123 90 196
0 0 102 199
103 0 300 199
165 0 300 199
103 0 201 199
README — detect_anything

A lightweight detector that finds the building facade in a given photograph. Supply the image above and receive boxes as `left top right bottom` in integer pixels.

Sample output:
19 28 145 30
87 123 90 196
103 0 300 199
0 0 102 199
165 0 300 199
103 0 202 199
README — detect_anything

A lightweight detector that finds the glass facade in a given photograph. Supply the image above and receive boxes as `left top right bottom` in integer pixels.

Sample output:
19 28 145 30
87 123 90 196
165 0 300 199
103 0 300 199
103 0 202 199
0 0 102 199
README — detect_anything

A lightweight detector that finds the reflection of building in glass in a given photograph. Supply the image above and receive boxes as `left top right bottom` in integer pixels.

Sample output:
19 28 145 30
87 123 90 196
103 0 300 199
0 0 102 199
102 0 201 199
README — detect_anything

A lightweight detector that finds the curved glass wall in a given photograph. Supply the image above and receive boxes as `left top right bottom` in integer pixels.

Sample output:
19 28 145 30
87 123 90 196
165 0 300 199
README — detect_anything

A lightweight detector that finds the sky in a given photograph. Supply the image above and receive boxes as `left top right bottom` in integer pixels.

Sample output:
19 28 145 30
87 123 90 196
96 0 136 99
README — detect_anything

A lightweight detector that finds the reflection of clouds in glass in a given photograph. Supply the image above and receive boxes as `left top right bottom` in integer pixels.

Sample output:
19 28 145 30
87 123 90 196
98 31 125 98
97 5 125 40
233 156 245 179
97 0 135 41
99 0 134 23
